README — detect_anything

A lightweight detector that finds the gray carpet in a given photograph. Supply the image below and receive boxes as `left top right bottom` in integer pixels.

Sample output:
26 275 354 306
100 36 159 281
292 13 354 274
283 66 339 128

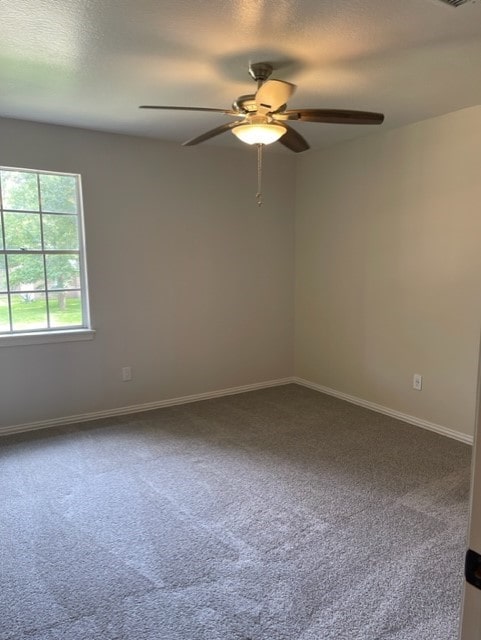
0 384 471 640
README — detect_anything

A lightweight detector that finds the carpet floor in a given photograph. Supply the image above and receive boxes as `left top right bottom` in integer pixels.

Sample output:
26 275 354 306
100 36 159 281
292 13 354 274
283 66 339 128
0 384 471 640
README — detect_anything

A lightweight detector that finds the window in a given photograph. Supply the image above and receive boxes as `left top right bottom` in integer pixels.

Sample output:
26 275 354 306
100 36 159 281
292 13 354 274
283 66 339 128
0 166 92 343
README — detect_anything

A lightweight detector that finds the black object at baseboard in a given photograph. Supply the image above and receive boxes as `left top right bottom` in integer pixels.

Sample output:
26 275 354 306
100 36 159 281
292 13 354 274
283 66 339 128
465 549 481 589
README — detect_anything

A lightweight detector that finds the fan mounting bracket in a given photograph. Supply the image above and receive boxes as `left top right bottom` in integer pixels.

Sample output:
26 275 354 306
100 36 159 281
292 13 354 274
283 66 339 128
248 62 273 83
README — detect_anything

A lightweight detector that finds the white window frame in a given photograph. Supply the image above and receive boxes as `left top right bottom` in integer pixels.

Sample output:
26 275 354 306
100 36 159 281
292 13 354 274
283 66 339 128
0 166 94 347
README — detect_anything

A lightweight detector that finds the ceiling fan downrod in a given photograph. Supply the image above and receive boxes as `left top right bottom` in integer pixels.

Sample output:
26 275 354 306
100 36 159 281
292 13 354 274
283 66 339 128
248 62 273 88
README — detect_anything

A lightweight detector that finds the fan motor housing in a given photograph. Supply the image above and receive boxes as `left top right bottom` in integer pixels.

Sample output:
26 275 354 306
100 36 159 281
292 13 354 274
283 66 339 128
232 94 287 115
232 95 258 113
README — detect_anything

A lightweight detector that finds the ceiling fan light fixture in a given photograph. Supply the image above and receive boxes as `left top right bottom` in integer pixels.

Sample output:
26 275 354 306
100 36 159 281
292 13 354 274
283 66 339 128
232 123 287 145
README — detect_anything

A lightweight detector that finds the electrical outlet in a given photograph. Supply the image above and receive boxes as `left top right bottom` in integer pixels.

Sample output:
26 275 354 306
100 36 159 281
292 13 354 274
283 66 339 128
413 373 423 391
121 366 132 382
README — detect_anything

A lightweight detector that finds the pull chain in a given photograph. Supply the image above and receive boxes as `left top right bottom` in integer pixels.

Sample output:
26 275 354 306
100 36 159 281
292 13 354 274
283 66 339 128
256 143 263 207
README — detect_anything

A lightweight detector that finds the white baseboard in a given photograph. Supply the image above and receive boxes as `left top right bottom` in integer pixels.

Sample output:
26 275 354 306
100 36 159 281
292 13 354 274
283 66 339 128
293 377 474 445
2 375 473 446
0 377 295 437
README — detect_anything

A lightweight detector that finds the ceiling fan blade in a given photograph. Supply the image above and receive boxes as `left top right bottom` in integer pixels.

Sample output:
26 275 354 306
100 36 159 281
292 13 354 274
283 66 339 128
182 121 241 146
282 109 384 125
291 109 384 124
140 105 237 115
279 125 310 153
255 80 296 113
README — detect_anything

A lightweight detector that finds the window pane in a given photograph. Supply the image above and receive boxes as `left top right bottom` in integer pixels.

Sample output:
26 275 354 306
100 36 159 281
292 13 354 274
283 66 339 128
1 170 39 211
42 214 79 250
48 291 83 327
7 254 45 292
0 294 9 332
46 254 80 289
11 292 48 331
0 166 89 337
4 212 42 250
40 174 77 213
0 256 6 292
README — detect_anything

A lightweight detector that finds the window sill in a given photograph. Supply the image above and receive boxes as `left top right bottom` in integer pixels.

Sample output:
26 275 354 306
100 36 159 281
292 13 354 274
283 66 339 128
0 329 96 347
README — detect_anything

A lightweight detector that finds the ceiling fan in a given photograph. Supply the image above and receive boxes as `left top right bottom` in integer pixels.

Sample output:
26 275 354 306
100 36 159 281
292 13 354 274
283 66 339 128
140 62 384 153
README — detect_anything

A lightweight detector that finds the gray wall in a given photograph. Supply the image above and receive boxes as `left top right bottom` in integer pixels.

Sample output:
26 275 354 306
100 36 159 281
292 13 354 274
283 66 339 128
0 118 295 428
3 105 481 439
295 105 481 438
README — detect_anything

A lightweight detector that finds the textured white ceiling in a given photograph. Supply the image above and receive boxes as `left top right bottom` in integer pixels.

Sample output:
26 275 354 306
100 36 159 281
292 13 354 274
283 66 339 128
1 0 481 152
